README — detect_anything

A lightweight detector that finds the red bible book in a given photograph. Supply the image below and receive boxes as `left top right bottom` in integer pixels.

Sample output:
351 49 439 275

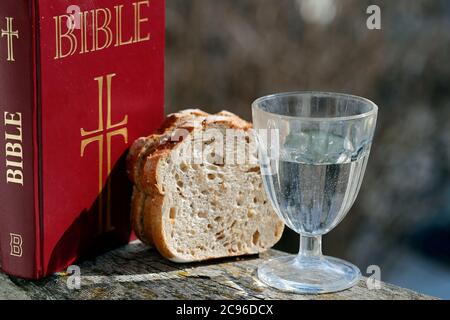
0 0 164 279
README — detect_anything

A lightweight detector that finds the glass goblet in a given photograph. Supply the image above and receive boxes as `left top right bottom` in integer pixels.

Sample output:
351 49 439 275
252 92 378 294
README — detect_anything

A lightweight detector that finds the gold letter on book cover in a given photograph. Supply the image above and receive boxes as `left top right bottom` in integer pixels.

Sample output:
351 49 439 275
93 8 113 51
114 5 134 47
133 1 151 43
1 17 19 62
54 15 77 59
10 233 23 257
80 74 128 233
4 112 23 185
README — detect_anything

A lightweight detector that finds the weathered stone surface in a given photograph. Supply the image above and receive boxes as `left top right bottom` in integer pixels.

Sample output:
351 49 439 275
0 241 436 300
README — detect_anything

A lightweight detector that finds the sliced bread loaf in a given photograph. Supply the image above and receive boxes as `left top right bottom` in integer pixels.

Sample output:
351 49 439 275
127 110 284 262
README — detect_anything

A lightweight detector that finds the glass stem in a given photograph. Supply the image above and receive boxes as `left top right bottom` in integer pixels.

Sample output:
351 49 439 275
298 235 323 259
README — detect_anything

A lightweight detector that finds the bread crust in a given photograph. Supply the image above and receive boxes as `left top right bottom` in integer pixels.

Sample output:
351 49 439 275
130 187 153 245
126 109 208 183
128 110 284 262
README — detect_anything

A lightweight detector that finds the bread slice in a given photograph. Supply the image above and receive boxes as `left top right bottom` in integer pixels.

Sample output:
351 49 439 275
127 110 284 262
127 109 210 244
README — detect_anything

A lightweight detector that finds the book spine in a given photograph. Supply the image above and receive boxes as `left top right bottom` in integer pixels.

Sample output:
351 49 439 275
0 0 39 279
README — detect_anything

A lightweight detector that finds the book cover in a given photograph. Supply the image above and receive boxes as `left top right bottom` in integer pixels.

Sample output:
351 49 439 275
0 0 165 279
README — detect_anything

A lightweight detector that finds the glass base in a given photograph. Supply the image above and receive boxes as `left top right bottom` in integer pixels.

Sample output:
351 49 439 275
258 255 361 294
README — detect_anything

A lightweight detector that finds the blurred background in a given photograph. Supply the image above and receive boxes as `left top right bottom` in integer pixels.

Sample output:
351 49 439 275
165 0 450 298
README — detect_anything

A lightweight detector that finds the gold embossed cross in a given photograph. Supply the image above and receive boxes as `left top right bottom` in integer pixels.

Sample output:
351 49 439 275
80 73 128 233
1 17 19 62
